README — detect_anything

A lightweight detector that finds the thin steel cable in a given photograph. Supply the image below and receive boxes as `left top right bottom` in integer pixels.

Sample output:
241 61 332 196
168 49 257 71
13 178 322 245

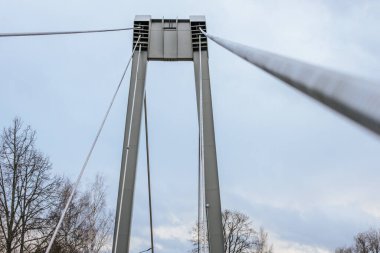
198 129 201 253
197 35 202 253
0 27 135 37
198 34 208 253
199 34 204 253
44 35 142 253
138 248 152 253
113 43 142 253
144 94 155 253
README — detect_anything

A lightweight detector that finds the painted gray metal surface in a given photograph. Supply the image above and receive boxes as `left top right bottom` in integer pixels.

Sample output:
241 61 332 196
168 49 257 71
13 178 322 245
203 31 380 136
112 49 148 253
194 50 224 253
113 16 224 253
148 19 193 61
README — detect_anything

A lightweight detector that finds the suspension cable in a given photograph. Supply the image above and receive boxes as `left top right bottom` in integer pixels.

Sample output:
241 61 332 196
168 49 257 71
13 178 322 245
0 27 135 37
198 123 201 253
199 28 380 137
197 34 208 253
113 43 142 253
138 248 152 253
144 93 155 253
44 35 142 253
197 35 202 253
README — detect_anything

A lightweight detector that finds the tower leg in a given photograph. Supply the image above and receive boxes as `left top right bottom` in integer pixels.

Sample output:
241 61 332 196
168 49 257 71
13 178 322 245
113 51 148 253
193 50 224 253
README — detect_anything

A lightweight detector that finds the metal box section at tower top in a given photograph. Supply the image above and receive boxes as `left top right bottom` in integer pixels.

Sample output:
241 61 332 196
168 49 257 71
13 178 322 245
113 15 223 253
133 15 208 60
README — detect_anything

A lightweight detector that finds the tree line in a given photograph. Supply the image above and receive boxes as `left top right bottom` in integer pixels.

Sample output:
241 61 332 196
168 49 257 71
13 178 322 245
335 229 380 253
0 118 277 253
2 117 379 253
191 210 273 253
0 118 113 253
1 118 276 253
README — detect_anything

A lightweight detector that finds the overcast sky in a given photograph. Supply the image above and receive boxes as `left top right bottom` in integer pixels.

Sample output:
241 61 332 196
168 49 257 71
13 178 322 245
1 0 380 252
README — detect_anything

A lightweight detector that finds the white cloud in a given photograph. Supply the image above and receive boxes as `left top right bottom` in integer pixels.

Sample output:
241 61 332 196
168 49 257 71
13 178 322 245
1 1 380 253
155 223 192 243
130 236 151 252
150 213 195 251
272 237 330 253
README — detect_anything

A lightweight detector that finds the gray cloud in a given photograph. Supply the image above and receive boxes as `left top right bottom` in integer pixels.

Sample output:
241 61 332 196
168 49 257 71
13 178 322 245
1 0 380 252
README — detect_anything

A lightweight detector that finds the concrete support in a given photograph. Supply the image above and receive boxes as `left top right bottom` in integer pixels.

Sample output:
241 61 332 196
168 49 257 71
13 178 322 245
112 50 148 253
194 50 224 253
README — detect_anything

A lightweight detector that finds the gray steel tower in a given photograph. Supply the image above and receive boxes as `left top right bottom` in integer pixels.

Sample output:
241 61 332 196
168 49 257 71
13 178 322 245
112 15 224 253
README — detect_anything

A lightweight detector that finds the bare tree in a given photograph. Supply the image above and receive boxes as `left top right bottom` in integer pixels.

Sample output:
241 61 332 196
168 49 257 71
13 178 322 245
367 230 380 253
335 247 353 253
191 209 273 253
41 175 113 253
335 228 380 253
86 175 113 253
0 118 61 253
256 228 273 253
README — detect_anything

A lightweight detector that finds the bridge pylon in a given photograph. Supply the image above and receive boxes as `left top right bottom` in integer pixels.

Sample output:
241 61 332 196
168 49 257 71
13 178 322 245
112 15 224 253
